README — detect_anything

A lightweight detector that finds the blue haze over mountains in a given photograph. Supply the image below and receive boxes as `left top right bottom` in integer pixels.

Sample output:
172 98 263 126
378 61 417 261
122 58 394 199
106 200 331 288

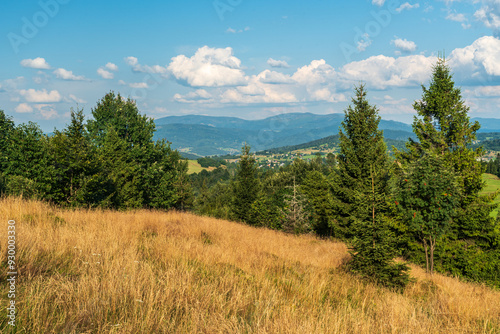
153 113 500 157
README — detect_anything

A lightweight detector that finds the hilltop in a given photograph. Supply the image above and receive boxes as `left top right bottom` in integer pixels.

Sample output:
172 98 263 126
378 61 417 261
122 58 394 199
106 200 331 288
2 197 499 333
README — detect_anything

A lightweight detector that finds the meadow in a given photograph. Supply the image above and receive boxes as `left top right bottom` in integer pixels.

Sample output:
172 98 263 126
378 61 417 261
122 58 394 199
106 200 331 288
481 173 500 217
1 197 500 333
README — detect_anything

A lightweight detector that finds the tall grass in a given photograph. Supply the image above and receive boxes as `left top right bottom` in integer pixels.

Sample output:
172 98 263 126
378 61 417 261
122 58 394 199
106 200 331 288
1 197 499 333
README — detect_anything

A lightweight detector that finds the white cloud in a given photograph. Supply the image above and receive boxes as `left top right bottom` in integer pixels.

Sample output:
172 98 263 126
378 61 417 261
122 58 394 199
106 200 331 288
19 89 62 103
357 34 372 51
258 70 294 84
372 0 385 6
339 54 435 90
168 46 247 87
267 58 290 68
118 80 127 85
124 56 167 74
15 103 33 113
53 68 86 81
396 2 420 12
446 12 467 22
34 104 58 119
392 38 417 52
474 1 500 31
292 59 336 85
20 57 50 69
448 36 500 78
470 85 500 97
97 68 114 79
105 62 118 71
129 82 149 89
226 27 250 33
173 89 213 103
68 94 87 104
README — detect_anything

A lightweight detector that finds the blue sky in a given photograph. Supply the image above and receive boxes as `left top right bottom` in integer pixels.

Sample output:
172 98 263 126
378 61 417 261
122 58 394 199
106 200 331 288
1 0 500 132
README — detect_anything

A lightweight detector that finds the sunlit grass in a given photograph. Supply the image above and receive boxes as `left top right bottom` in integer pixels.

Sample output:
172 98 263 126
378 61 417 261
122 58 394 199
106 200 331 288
481 173 500 218
1 197 499 333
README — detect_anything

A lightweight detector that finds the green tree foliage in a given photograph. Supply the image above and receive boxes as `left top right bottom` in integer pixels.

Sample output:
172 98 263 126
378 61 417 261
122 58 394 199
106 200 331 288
231 144 259 223
394 58 500 284
349 167 410 289
333 85 391 239
396 154 460 274
302 170 334 236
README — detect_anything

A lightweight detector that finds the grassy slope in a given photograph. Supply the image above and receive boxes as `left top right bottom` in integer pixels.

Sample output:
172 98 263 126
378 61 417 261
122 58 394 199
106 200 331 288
187 159 216 174
1 198 500 333
481 173 500 217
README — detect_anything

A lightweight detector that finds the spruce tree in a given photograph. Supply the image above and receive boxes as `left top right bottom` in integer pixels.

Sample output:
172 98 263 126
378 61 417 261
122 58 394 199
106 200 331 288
395 58 498 258
333 85 390 238
335 85 409 288
231 144 259 223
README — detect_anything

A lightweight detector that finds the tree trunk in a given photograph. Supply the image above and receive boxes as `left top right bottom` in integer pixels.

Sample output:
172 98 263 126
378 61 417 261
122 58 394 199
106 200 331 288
423 238 429 273
429 236 435 275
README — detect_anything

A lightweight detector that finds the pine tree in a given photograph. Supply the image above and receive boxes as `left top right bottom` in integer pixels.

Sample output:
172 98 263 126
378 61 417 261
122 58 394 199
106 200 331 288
333 84 390 238
231 144 259 223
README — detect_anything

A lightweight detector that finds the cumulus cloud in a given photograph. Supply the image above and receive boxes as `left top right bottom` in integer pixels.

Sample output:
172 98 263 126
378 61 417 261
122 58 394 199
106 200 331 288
19 89 61 103
105 62 118 71
448 35 500 78
168 46 247 87
267 58 290 68
53 68 86 81
392 38 417 53
357 35 372 51
20 57 51 69
15 103 33 113
396 2 420 12
124 56 167 74
258 70 294 84
173 89 213 103
447 12 466 22
339 54 435 90
97 68 114 79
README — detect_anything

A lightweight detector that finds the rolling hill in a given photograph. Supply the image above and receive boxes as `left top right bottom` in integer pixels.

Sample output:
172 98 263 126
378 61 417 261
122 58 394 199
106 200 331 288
3 197 499 333
154 113 415 156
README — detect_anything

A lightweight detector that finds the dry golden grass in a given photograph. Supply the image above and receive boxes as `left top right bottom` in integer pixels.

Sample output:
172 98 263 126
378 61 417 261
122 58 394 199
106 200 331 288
1 196 499 333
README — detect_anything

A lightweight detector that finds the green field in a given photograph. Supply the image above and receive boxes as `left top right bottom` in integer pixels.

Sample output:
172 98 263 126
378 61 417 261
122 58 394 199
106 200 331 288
481 173 500 217
187 160 216 174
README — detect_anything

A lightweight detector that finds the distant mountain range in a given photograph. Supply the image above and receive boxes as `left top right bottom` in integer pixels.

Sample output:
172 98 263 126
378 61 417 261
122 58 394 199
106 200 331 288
153 113 500 157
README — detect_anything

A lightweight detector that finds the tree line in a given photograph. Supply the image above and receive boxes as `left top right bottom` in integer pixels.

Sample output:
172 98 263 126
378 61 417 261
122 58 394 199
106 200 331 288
0 92 192 210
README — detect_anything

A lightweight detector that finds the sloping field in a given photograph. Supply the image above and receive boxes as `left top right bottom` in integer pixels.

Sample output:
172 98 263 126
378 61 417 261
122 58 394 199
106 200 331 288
1 197 499 333
481 173 500 217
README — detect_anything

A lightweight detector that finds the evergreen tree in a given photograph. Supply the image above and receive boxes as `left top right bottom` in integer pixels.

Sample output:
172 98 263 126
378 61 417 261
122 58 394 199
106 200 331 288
302 170 334 236
349 166 410 289
394 57 500 283
396 153 460 274
333 84 390 239
231 144 259 223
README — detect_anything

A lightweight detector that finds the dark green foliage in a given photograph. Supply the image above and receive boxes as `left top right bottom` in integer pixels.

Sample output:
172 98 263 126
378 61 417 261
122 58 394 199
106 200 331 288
0 92 191 210
396 153 460 274
394 58 500 285
231 144 259 223
302 170 334 236
197 157 226 168
247 194 282 229
333 85 391 239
